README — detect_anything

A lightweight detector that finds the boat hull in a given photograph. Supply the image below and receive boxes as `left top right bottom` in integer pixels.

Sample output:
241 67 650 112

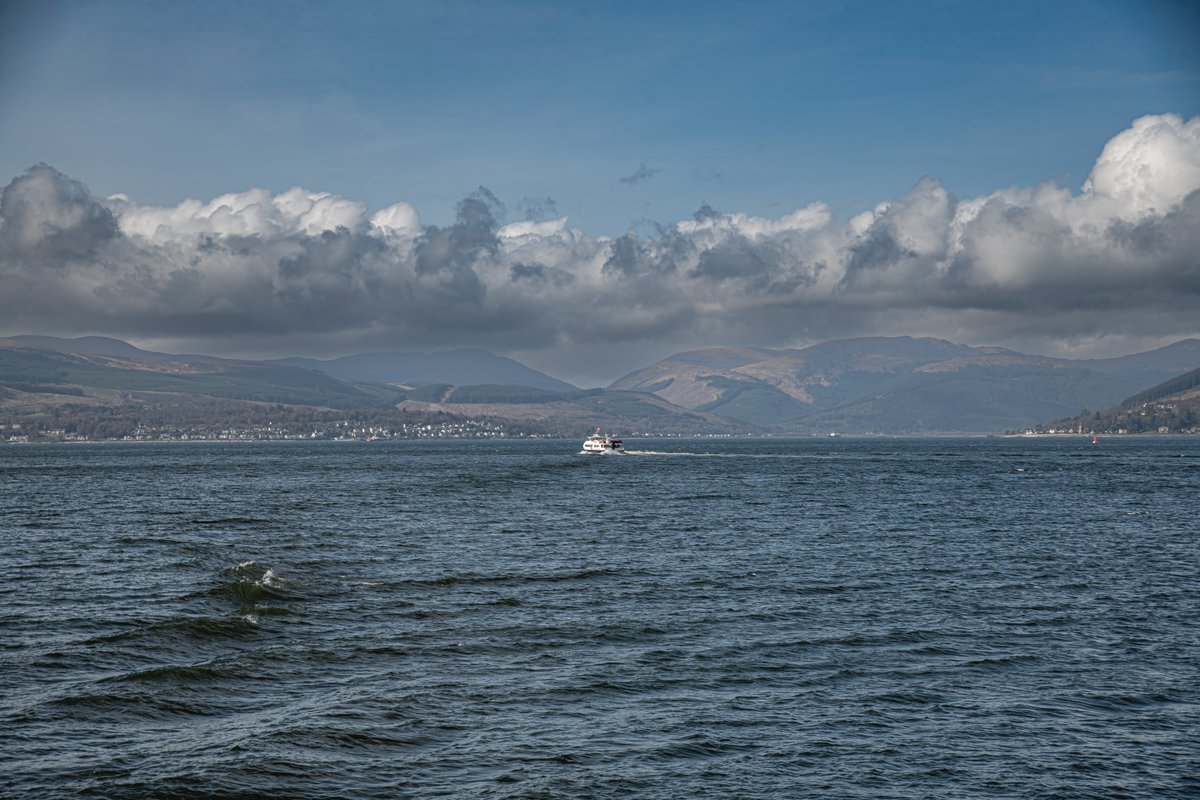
582 427 623 453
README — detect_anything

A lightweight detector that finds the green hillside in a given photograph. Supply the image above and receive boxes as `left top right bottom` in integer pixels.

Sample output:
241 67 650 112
0 346 402 409
1037 362 1200 434
1123 365 1200 406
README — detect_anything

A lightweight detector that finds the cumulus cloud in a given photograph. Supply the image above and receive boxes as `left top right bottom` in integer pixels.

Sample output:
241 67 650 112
2 113 1199 383
1083 112 1200 215
0 164 119 261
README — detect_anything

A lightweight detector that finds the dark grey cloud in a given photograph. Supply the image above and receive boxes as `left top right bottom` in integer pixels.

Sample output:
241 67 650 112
602 233 652 277
691 234 781 290
0 164 119 264
517 196 559 222
412 189 497 306
510 261 574 287
842 221 916 284
695 165 726 183
619 162 661 186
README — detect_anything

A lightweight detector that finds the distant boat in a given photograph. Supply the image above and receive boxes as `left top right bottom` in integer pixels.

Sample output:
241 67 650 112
582 427 623 454
1092 435 1098 444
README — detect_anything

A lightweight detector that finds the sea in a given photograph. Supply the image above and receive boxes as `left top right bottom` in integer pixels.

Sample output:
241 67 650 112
2 437 1197 799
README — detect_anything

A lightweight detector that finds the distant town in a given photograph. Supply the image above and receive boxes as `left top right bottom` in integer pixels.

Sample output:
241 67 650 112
0 417 528 444
1022 400 1199 437
0 402 553 444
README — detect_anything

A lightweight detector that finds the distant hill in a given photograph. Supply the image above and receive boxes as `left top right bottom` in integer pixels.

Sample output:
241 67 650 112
0 337 723 437
0 338 401 411
1081 339 1200 386
1123 363 1200 406
394 386 747 436
5 334 1197 435
2 335 225 363
1041 364 1200 435
5 335 163 359
610 337 1200 433
273 349 578 393
3 337 578 394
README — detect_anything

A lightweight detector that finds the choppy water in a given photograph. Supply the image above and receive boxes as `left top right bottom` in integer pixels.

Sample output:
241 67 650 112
2 437 1198 798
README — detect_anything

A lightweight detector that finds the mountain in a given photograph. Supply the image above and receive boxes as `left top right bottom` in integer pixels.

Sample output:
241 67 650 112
610 337 1200 433
0 338 401 411
394 385 746 436
6 337 578 393
273 349 578 393
1123 363 1200 407
1040 364 1200 435
6 334 1198 435
5 335 165 359
3 335 224 363
1081 339 1200 385
0 337 726 437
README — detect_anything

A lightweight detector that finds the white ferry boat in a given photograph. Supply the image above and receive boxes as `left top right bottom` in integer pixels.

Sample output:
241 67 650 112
582 427 623 454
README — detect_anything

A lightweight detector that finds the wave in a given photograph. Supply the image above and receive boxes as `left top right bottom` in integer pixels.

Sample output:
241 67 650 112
99 660 234 685
180 561 289 610
862 689 947 706
43 687 213 719
400 567 617 589
89 614 263 644
269 725 449 750
963 653 1041 670
1062 690 1183 713
647 735 758 762
623 450 831 458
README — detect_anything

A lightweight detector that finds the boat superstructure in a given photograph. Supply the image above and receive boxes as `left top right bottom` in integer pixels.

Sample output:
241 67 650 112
582 427 623 453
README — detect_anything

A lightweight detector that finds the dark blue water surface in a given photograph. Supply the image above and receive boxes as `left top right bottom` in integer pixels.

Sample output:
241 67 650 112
2 437 1198 798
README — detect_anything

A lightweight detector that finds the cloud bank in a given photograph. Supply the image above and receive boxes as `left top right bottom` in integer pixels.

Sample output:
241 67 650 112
2 113 1199 384
620 162 662 186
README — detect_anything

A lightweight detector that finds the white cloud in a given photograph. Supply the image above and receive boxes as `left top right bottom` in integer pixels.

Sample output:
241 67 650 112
2 114 1198 377
1083 112 1200 216
497 217 569 239
112 186 369 241
369 202 421 236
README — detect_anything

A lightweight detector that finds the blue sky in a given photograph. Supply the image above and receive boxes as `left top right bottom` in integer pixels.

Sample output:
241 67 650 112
1 1 1199 384
3 0 1197 233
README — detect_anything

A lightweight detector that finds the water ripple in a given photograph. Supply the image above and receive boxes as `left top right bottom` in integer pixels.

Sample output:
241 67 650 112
1 437 1197 799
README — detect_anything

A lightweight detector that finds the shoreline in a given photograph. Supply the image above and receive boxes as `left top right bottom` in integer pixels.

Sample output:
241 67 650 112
6 431 1197 446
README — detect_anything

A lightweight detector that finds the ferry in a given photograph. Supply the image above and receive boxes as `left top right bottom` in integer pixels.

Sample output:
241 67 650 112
582 427 623 454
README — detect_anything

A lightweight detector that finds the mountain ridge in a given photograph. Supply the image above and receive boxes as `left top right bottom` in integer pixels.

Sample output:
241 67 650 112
272 349 578 393
0 337 728 437
1039 363 1200 435
610 336 1200 433
1 336 578 392
3 334 1198 435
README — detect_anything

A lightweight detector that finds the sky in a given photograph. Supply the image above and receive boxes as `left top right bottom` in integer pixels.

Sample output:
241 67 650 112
1 0 1199 386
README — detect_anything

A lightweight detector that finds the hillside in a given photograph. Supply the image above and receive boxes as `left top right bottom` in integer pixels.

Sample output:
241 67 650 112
1081 340 1200 386
394 386 748 436
5 334 1198 436
0 339 402 412
1039 365 1200 435
0 338 738 439
610 337 1200 433
2 336 579 397
274 349 578 392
